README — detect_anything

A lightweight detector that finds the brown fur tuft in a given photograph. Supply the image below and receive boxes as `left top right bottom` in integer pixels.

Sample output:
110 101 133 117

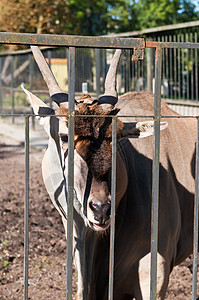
77 94 93 101
56 102 123 178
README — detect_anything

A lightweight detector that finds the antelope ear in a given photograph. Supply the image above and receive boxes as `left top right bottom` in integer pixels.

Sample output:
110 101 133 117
120 121 168 139
22 85 54 135
22 84 54 116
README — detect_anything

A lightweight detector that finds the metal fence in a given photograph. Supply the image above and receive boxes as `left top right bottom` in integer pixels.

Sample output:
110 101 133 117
0 47 136 117
1 21 199 121
0 32 199 300
110 21 199 102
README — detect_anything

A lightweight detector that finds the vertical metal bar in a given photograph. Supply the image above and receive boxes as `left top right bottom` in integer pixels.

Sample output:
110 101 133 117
186 33 189 100
103 50 107 89
24 116 29 300
135 60 138 91
169 35 173 99
141 59 145 90
162 36 165 99
190 33 194 101
11 55 14 123
29 54 35 130
138 59 141 82
141 55 144 91
195 32 198 101
124 52 127 92
173 35 177 100
0 56 2 113
108 116 117 300
127 51 131 93
150 46 162 300
95 48 100 97
81 49 84 92
178 34 181 99
47 50 53 109
66 46 75 300
29 54 33 90
181 34 185 100
165 36 169 99
132 58 135 91
66 47 69 92
47 49 52 68
146 47 153 92
192 117 199 300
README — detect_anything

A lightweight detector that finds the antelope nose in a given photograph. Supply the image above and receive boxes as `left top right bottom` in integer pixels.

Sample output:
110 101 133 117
89 201 111 224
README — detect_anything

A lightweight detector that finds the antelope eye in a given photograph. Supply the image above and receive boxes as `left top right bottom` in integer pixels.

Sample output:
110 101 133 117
60 135 68 143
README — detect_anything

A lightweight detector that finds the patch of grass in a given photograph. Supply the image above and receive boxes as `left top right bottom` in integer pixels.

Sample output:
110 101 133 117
3 260 9 267
2 240 8 246
35 264 41 270
42 257 53 265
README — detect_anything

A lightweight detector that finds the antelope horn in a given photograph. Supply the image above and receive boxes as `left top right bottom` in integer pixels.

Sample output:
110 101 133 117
98 49 122 110
31 46 68 106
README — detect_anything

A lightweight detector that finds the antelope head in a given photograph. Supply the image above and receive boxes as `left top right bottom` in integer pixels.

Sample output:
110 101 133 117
22 47 167 231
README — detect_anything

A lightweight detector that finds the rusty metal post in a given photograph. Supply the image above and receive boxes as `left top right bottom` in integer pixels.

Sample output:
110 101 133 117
47 49 53 109
29 53 35 130
177 34 181 100
66 46 75 300
190 33 194 101
146 46 153 92
11 55 15 123
192 117 199 300
24 116 30 300
0 56 2 113
150 45 162 300
169 35 173 99
173 35 177 100
108 116 117 300
186 33 189 100
95 48 100 98
195 32 198 101
181 34 185 100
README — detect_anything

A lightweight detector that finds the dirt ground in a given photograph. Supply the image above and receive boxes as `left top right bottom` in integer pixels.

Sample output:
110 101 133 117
0 134 198 300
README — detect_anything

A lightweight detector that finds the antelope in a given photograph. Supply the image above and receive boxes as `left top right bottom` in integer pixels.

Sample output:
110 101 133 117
23 46 196 300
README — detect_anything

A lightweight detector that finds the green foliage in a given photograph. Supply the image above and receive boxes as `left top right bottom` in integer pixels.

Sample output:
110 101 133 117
2 240 8 246
35 264 41 269
176 0 199 23
3 260 9 268
68 0 112 35
135 0 198 29
107 0 139 32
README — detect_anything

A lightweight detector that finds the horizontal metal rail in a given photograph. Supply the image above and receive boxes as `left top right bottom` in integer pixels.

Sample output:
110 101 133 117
0 46 56 56
0 32 145 49
2 113 199 119
1 31 199 50
146 41 199 49
0 86 49 94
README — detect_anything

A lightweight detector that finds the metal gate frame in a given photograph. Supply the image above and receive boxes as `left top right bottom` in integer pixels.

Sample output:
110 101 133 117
0 32 199 300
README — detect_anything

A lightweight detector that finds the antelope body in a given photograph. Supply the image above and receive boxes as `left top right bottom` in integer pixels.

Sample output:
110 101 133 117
23 47 196 299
